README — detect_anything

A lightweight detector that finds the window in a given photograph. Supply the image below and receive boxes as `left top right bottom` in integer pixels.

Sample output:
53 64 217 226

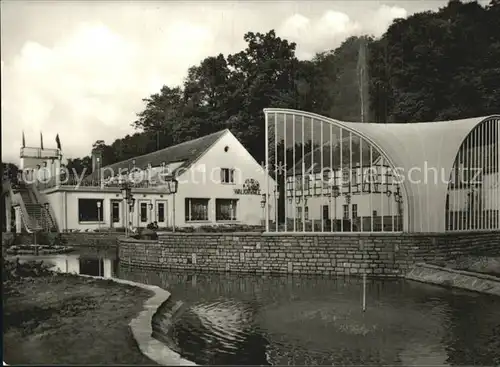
295 177 303 191
296 206 302 218
140 203 148 223
322 205 330 220
112 202 120 223
352 170 358 185
373 210 378 216
342 169 350 185
303 176 310 191
158 203 165 223
78 199 104 222
343 204 349 219
220 168 235 184
185 198 209 221
322 171 331 188
216 199 238 221
304 206 309 220
352 204 358 218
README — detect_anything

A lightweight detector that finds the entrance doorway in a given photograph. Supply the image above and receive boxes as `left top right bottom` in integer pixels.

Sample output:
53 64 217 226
156 200 168 227
110 200 122 228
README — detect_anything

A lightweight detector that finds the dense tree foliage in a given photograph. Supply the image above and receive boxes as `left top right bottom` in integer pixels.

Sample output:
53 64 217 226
67 0 499 172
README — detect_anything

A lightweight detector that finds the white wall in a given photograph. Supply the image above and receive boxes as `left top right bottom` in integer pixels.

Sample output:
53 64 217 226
45 191 64 229
47 190 175 231
43 131 276 230
285 164 400 221
285 192 399 221
175 131 276 226
448 173 500 211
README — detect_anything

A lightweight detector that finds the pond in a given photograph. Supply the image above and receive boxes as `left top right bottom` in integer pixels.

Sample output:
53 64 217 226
11 247 500 366
6 246 119 278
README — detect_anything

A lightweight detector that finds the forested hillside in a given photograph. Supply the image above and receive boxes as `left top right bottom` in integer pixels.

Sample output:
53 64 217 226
66 0 500 173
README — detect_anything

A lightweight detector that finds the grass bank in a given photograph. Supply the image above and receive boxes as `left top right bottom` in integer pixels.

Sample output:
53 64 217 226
3 261 156 365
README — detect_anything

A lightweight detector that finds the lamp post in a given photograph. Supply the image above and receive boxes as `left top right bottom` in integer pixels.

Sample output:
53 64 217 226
260 194 267 226
344 192 352 231
120 181 134 236
128 197 136 231
148 203 154 223
294 195 301 230
345 192 352 205
332 185 340 221
260 194 267 208
394 187 403 231
164 176 178 232
97 201 101 232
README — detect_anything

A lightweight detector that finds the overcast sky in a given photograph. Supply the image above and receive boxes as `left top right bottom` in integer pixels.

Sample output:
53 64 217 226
1 0 485 164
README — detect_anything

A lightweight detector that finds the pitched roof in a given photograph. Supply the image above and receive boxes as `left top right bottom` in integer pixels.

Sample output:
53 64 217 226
84 129 227 182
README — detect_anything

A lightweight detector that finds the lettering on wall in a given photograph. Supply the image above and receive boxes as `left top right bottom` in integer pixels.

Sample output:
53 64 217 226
234 178 261 195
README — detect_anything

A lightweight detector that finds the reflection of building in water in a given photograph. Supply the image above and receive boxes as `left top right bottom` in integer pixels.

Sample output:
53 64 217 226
79 256 112 278
50 254 81 274
47 254 113 278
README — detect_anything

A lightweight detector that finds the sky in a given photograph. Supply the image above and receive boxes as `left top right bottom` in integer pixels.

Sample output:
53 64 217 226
1 0 485 164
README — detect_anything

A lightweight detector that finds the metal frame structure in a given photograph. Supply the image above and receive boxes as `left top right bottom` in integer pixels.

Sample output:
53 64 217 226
264 109 500 233
445 117 500 231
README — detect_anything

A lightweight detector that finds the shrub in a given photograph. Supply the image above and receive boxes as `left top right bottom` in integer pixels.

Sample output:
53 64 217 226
3 259 53 282
34 232 52 246
51 233 68 247
156 224 264 233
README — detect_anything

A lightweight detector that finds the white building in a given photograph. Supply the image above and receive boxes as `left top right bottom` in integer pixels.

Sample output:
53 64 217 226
284 151 402 232
6 129 276 232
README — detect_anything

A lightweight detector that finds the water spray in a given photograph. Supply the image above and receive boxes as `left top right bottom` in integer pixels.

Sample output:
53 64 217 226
362 273 367 312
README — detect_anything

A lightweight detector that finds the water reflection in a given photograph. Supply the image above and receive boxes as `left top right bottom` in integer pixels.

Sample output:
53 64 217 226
119 266 500 366
6 246 119 278
6 248 500 366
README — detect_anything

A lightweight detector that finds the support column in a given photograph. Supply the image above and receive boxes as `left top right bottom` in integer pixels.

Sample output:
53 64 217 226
67 255 81 274
14 206 22 233
6 195 12 232
103 258 112 278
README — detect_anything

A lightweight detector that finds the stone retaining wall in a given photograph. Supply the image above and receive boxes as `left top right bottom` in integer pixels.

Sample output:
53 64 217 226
118 230 500 277
61 232 121 246
2 232 121 247
406 263 500 296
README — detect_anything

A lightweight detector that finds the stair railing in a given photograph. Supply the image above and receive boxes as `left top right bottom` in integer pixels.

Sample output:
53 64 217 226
30 183 60 232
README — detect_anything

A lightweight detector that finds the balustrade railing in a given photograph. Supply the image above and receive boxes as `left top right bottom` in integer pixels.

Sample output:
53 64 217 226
31 174 161 191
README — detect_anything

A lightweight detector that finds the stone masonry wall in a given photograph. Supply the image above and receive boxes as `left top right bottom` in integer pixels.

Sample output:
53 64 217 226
3 232 120 247
118 231 500 277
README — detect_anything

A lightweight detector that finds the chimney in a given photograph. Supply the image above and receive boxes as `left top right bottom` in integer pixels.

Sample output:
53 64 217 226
91 146 103 180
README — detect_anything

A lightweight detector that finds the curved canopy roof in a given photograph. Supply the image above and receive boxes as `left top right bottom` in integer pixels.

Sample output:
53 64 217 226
264 108 499 232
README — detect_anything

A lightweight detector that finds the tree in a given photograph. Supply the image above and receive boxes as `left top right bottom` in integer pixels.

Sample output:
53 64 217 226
66 157 91 175
66 1 498 173
225 30 301 163
309 36 375 121
370 0 498 122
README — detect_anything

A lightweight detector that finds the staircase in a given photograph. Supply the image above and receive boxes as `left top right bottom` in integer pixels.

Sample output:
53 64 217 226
13 182 58 232
19 206 43 233
19 186 34 205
